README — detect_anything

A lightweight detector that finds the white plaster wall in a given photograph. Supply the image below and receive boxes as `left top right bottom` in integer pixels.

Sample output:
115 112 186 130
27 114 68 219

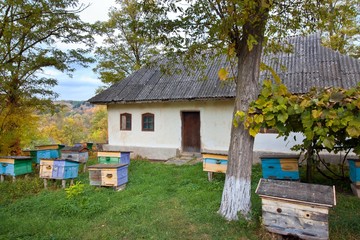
107 100 234 154
106 99 305 159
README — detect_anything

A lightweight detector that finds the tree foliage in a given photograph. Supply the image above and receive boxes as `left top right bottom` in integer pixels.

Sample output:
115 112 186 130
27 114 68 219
93 0 160 88
0 0 94 153
237 80 360 155
318 0 360 58
37 104 108 146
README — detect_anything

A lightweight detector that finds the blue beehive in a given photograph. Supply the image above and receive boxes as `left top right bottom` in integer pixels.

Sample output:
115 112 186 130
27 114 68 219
348 158 360 185
261 155 299 180
0 156 33 177
40 159 79 179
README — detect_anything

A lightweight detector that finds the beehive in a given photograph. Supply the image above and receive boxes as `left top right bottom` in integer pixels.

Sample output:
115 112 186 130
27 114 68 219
23 149 61 164
202 152 228 181
39 159 79 179
261 155 299 180
0 156 33 180
256 178 336 240
61 146 89 163
88 164 128 190
97 151 130 165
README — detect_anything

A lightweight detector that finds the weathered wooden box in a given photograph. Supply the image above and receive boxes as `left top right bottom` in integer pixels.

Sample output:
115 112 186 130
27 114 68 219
261 155 299 180
39 159 79 179
88 164 128 189
97 151 130 165
61 146 89 163
256 178 336 240
0 156 33 177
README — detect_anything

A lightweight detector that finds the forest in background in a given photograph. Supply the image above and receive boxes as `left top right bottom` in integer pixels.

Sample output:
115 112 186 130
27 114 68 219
21 101 107 151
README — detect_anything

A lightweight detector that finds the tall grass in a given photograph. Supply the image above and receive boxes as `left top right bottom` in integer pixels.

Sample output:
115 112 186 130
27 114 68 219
0 159 359 240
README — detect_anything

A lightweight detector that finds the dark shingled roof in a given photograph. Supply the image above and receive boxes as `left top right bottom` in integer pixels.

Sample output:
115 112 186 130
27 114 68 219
89 34 360 104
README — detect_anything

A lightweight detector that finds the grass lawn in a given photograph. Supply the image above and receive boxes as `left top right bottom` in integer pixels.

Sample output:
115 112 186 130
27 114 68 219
0 157 359 240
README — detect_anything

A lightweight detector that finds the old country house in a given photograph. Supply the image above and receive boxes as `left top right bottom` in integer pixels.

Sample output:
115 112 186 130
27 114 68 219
89 34 360 160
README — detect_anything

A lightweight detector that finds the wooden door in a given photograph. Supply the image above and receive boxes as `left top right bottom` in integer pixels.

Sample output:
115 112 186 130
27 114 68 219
182 112 200 152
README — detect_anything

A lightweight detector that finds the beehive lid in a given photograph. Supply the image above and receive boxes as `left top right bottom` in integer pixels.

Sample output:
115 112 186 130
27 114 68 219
61 146 89 153
201 150 228 156
0 156 32 160
88 164 127 169
260 153 300 159
256 178 336 207
35 144 61 150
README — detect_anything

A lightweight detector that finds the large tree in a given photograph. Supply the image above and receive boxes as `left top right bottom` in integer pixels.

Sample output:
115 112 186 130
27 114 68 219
143 0 357 220
319 0 360 58
93 0 161 89
0 0 94 154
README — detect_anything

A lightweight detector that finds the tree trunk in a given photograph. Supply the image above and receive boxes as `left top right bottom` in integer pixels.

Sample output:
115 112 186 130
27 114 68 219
218 31 265 220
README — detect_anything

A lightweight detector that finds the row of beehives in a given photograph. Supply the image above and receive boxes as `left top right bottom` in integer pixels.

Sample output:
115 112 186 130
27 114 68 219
0 144 131 190
202 152 360 240
202 152 360 191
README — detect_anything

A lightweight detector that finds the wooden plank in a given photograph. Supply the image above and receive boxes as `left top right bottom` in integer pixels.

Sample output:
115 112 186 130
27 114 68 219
88 163 127 169
261 154 300 159
97 151 120 157
36 145 59 150
256 178 336 207
280 159 298 171
263 210 329 240
265 222 328 240
0 159 15 164
101 169 118 186
262 198 329 221
203 163 227 173
202 154 228 160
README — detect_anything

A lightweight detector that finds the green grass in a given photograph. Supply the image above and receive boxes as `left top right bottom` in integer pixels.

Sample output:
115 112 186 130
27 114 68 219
0 158 359 240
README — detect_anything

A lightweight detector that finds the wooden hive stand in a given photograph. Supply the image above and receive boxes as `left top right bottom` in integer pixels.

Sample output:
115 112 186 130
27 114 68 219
256 178 336 240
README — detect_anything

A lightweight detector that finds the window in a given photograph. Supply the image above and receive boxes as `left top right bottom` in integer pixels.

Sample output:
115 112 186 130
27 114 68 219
142 113 154 131
120 113 132 130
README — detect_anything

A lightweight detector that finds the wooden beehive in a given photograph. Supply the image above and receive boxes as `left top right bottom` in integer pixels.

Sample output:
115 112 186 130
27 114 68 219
348 158 360 197
88 164 128 190
0 156 33 180
61 146 89 163
39 159 79 179
23 148 61 164
202 152 228 181
261 155 300 180
97 151 131 165
256 178 336 240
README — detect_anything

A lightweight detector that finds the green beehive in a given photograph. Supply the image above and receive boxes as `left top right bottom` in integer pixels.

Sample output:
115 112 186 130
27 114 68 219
0 156 33 177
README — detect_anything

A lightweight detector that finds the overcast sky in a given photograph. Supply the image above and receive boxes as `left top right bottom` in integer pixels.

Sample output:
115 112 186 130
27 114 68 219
49 0 116 101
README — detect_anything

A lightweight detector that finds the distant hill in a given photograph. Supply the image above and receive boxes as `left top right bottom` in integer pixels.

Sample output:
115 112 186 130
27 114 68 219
54 100 95 115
